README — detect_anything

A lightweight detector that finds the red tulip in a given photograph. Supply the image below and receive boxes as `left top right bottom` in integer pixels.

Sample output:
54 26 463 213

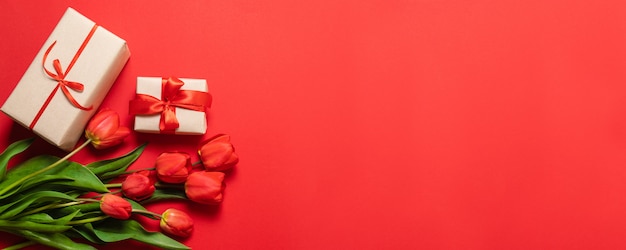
198 134 238 172
155 152 192 183
185 171 225 204
100 194 132 219
160 208 194 237
85 108 130 149
122 171 156 201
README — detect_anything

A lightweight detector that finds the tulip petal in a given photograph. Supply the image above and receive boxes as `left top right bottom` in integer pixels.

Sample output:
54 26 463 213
209 134 231 143
160 208 194 238
185 172 225 204
85 109 129 149
122 173 156 201
198 134 238 172
155 152 192 183
90 110 120 139
100 194 132 219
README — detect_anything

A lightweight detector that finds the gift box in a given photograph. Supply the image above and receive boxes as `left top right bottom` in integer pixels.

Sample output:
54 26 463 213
130 77 212 135
1 7 130 151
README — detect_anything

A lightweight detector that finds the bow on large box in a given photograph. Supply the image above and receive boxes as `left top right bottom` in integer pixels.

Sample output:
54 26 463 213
129 77 212 134
32 32 97 129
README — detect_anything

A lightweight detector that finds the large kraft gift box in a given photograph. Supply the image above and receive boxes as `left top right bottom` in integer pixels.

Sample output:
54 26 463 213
1 7 130 151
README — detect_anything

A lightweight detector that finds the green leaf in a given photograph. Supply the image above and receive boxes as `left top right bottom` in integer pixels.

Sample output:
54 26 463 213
3 240 36 250
48 159 109 193
17 213 54 223
69 223 105 244
130 221 191 250
67 211 107 225
62 210 107 245
0 191 76 219
91 219 133 242
0 155 67 183
74 211 107 219
142 188 188 204
0 220 71 233
87 144 146 180
12 230 97 250
0 138 34 181
23 185 84 199
53 209 81 225
0 176 75 200
128 198 148 211
0 155 108 199
92 219 190 250
17 210 80 225
57 202 101 215
20 175 74 191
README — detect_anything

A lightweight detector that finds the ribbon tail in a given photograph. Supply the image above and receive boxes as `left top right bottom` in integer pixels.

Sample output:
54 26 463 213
160 108 180 131
64 80 85 92
59 86 92 110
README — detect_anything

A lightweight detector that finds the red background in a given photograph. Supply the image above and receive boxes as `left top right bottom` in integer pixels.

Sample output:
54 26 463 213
1 0 626 249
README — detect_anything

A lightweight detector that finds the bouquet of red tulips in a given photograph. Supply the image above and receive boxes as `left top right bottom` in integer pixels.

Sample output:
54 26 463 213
0 109 238 250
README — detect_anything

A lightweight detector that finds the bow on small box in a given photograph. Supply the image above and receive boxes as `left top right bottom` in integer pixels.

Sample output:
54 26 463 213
129 77 212 133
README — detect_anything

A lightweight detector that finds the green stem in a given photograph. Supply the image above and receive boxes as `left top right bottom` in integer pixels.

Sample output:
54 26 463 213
0 139 91 197
77 198 100 203
104 183 122 188
192 160 202 166
124 167 156 174
16 201 84 218
132 209 162 219
3 241 36 250
66 215 108 225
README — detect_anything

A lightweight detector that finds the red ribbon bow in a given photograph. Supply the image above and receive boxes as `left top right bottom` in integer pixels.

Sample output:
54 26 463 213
29 24 98 129
42 42 93 111
129 77 212 133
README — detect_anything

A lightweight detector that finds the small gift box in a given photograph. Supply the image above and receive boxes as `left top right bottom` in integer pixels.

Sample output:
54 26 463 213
129 77 212 135
1 8 130 151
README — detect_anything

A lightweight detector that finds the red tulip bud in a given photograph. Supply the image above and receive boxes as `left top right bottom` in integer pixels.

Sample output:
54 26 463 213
122 171 156 201
137 170 158 184
155 152 192 183
198 134 239 172
85 108 130 149
185 171 225 204
100 194 132 219
160 208 194 237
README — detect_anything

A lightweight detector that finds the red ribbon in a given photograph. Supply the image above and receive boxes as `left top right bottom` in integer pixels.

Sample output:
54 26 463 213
129 77 212 133
29 24 97 129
